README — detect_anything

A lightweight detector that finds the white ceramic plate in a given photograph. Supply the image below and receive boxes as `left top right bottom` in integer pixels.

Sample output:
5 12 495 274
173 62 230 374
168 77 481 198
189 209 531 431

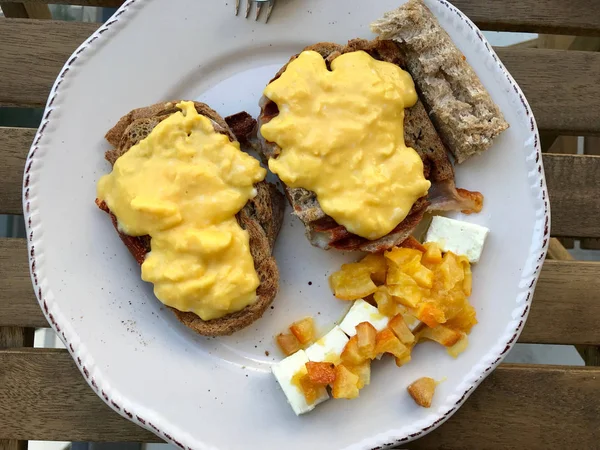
23 0 549 448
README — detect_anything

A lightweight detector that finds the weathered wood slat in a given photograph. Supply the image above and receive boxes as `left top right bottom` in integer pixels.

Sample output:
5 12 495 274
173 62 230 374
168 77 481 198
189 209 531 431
519 259 600 345
0 349 598 448
543 137 578 248
546 238 600 366
450 0 600 36
0 327 33 348
580 137 600 249
1 3 32 19
2 237 599 344
1 19 600 134
0 436 27 450
409 364 600 449
3 0 600 35
0 19 97 107
0 127 29 216
547 237 574 261
3 124 600 238
0 348 157 442
544 154 600 238
495 48 600 135
0 239 44 328
0 2 51 19
0 323 34 450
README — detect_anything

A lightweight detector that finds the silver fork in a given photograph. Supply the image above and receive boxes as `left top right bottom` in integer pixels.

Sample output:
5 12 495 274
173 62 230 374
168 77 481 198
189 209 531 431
235 0 275 22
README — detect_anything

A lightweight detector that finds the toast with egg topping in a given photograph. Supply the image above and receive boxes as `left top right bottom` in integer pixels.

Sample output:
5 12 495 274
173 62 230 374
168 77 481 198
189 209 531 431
97 101 285 336
257 39 483 253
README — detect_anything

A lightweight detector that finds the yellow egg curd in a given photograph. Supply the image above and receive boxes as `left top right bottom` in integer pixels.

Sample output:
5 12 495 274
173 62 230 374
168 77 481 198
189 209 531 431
261 50 431 240
97 101 267 320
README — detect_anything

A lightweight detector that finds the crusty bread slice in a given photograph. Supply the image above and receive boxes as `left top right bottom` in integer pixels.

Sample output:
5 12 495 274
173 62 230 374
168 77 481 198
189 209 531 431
97 101 285 336
257 39 482 253
371 0 509 163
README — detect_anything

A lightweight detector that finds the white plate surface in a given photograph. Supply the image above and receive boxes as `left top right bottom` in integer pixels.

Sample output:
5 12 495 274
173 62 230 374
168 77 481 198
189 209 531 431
23 0 549 448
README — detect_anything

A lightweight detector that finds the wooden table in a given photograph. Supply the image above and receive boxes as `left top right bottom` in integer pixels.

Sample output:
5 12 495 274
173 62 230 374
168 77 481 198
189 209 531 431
1 1 599 449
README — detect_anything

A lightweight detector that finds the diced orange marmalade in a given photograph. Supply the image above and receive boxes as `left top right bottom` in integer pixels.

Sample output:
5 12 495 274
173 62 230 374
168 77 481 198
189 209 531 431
330 242 477 334
291 361 337 404
291 367 323 405
288 240 478 403
276 317 316 356
417 244 476 333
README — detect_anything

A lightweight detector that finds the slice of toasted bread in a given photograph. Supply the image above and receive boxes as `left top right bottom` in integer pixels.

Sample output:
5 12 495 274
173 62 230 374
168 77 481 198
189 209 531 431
257 39 482 253
97 101 285 336
371 0 509 163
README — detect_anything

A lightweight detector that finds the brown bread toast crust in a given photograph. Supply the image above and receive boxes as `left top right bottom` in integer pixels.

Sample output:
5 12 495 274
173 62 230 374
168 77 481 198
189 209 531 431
97 101 285 336
371 0 509 163
257 39 481 253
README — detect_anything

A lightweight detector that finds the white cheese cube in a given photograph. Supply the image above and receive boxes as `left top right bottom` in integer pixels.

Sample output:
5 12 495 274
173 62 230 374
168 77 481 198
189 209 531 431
425 216 489 263
339 299 389 337
402 314 423 332
305 326 349 364
396 305 423 332
271 350 329 415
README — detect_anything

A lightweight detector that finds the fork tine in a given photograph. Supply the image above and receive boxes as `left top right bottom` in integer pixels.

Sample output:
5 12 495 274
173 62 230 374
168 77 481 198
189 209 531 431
237 0 275 22
265 0 275 22
255 1 263 20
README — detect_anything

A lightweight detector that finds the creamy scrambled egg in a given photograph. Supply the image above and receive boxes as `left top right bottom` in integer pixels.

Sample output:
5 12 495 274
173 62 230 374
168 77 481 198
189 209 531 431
261 50 431 240
97 101 266 320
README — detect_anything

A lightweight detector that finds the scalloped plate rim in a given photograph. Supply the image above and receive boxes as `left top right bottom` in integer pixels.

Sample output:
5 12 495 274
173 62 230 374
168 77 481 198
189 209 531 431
22 1 549 449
